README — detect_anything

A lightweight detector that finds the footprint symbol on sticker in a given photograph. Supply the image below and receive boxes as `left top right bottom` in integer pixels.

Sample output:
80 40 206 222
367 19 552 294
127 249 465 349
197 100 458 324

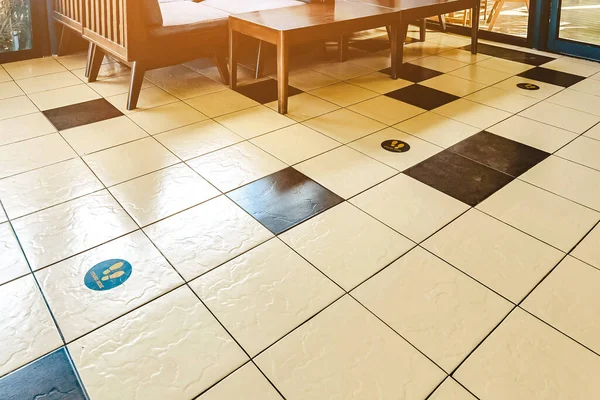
84 259 132 291
101 261 126 281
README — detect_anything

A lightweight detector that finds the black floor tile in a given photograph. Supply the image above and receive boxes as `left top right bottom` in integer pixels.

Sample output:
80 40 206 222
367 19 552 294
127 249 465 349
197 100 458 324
0 348 87 400
43 98 123 131
385 84 459 110
462 43 555 66
235 78 302 104
517 66 586 87
448 131 550 177
350 38 391 53
380 63 443 82
228 167 343 235
404 150 514 206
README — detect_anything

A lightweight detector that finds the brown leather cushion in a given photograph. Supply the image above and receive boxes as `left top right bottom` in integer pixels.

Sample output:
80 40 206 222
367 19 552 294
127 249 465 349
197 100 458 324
201 0 304 14
144 0 164 26
151 2 229 37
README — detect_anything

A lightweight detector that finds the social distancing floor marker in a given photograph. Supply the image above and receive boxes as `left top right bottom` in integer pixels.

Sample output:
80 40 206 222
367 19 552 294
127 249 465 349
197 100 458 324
84 259 132 291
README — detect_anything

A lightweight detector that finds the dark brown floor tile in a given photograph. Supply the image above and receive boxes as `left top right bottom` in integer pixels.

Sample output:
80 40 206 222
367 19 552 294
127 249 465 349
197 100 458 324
517 67 586 87
43 98 122 131
380 63 443 82
235 78 302 104
462 43 555 66
385 84 459 110
404 150 514 206
350 38 391 53
448 131 550 177
228 167 344 234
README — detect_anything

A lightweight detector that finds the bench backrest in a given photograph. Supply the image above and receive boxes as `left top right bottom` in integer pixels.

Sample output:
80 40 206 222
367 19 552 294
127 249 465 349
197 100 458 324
53 0 84 32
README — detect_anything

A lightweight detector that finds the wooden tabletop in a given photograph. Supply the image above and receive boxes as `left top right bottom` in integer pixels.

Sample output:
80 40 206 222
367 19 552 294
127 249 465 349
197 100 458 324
230 1 399 32
344 0 472 10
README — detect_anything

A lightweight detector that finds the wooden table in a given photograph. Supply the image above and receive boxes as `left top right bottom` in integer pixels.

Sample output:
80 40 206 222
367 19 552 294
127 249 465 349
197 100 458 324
229 1 401 114
343 0 480 65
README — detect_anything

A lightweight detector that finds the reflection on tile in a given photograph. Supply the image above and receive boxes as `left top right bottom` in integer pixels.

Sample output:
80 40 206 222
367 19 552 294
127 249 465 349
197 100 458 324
235 78 302 104
265 93 339 122
215 106 295 139
251 124 339 165
302 108 386 144
309 82 378 107
255 296 445 400
43 98 123 131
84 138 179 186
281 202 413 290
61 115 148 155
311 61 372 80
448 64 512 85
0 158 102 219
517 67 586 87
348 95 425 125
0 134 76 179
478 180 599 252
287 69 340 92
295 146 397 199
354 247 511 372
455 309 600 400
0 348 86 400
228 167 343 235
487 115 577 153
12 190 137 270
197 363 283 400
448 131 549 177
110 163 219 226
106 87 178 114
420 74 487 97
523 256 600 354
87 74 154 98
542 58 600 77
380 63 443 82
409 56 467 73
465 86 539 113
386 84 459 111
2 57 67 80
188 142 287 192
0 276 62 377
191 239 342 356
464 43 554 66
0 113 56 146
0 223 29 285
37 231 183 341
69 287 247 400
349 127 443 171
405 150 513 206
145 196 273 281
351 174 469 243
423 209 563 302
395 112 480 148
128 102 208 135
347 72 412 94
438 48 492 64
476 57 534 75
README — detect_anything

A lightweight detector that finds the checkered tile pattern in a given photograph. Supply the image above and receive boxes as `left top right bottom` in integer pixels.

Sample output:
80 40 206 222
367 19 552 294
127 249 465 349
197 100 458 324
2 28 600 400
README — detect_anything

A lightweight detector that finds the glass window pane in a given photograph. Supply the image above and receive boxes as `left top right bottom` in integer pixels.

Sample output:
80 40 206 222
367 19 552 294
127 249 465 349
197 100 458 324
557 0 600 46
0 0 33 53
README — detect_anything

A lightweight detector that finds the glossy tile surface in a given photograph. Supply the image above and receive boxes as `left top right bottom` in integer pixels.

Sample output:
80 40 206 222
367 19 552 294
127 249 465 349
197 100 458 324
3 41 599 399
229 167 343 234
191 238 342 356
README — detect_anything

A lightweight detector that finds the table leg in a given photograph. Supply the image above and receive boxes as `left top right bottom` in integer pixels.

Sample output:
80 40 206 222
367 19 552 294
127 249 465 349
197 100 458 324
229 28 238 90
390 22 408 79
276 33 289 114
339 34 349 62
471 2 480 54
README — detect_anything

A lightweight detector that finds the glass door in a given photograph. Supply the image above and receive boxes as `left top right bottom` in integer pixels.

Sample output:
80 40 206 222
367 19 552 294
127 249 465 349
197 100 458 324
547 0 600 60
0 0 50 63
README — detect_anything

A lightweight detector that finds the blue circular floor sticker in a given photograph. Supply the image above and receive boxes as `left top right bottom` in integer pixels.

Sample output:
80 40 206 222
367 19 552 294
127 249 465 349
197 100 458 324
381 140 410 153
517 82 540 90
84 259 132 291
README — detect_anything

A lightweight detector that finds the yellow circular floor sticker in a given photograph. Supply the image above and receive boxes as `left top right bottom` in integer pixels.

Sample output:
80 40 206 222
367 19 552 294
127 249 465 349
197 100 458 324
381 140 410 153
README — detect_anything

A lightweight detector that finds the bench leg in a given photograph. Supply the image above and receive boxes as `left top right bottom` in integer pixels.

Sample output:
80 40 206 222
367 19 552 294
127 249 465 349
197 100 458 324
256 40 265 79
214 47 229 85
276 34 289 114
87 45 105 83
419 19 426 41
57 25 73 56
471 2 480 53
84 43 95 78
127 61 145 111
229 29 238 90
339 34 349 62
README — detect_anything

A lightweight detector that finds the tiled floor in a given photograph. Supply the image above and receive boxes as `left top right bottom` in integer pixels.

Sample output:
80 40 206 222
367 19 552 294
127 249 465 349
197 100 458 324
1 30 600 400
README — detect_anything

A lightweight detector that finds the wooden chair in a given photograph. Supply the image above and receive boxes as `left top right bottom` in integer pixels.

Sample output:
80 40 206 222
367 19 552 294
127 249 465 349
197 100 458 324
52 0 94 76
84 0 230 110
487 0 528 30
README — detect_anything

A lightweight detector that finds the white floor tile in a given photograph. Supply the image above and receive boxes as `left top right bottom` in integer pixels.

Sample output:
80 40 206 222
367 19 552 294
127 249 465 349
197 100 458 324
547 89 600 117
0 96 38 121
3 57 67 80
421 74 487 97
572 223 600 270
309 82 378 107
347 72 412 94
15 71 81 94
128 101 208 135
410 55 468 73
465 86 539 113
433 99 512 129
423 209 564 302
144 196 272 281
354 247 511 372
351 174 469 242
29 84 100 111
448 64 512 85
70 286 248 400
255 296 445 400
519 101 600 134
493 76 563 100
37 231 183 341
429 378 477 400
215 106 295 139
0 113 55 146
557 135 600 171
542 58 600 77
0 223 29 285
476 57 534 75
395 112 480 148
265 93 340 122
197 363 282 400
302 108 386 144
348 95 426 125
